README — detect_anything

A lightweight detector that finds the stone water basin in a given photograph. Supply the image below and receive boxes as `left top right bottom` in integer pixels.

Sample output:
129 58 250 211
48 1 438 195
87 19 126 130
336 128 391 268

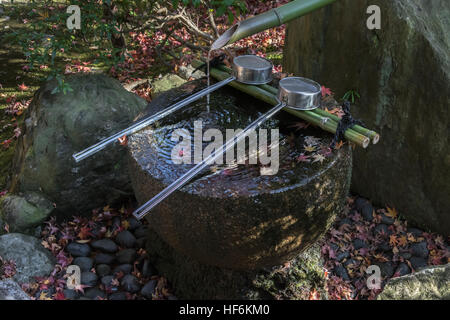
128 80 352 270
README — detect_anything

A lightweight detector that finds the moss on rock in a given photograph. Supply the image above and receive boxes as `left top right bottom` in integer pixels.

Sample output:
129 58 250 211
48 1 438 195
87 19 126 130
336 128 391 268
378 264 450 300
151 74 187 99
0 192 53 233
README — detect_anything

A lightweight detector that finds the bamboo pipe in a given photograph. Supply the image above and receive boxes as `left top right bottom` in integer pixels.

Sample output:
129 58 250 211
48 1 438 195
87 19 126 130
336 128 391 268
211 0 338 50
213 63 380 144
191 60 370 148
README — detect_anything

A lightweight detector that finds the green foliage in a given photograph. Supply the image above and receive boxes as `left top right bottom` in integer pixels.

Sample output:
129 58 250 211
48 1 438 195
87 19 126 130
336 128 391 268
174 0 246 21
342 89 360 103
2 0 246 93
49 74 73 95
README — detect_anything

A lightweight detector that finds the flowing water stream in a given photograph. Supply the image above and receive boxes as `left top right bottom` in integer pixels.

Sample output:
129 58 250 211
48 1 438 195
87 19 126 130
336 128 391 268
206 50 212 112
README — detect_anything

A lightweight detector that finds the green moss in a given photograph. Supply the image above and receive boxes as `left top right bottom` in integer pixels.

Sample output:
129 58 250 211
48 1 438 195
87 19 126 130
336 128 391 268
0 145 14 189
0 194 52 233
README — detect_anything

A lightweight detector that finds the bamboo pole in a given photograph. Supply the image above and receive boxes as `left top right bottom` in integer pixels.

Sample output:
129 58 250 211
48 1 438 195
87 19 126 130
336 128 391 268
212 0 337 49
191 60 370 148
213 63 380 144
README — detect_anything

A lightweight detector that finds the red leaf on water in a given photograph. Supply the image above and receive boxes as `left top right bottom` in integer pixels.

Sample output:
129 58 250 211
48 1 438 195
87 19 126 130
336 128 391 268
118 135 128 146
289 121 310 131
296 154 310 163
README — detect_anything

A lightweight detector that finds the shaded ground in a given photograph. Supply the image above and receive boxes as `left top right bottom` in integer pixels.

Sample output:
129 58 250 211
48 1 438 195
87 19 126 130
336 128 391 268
21 205 176 300
321 196 449 300
1 194 447 300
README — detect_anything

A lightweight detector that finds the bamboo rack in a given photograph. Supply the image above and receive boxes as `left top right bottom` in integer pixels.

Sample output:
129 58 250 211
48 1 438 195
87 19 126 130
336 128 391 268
191 60 378 149
213 63 380 145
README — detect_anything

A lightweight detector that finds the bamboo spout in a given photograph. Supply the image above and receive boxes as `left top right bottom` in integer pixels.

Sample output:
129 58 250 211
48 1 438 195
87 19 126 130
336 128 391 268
212 0 337 50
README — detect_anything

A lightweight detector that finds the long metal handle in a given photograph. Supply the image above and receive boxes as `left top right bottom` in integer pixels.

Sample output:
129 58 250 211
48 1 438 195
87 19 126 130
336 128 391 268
133 101 286 220
72 76 236 163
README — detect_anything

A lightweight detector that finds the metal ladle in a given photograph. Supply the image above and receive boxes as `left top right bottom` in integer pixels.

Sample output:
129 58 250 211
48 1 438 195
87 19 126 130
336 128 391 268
133 76 326 220
72 55 273 162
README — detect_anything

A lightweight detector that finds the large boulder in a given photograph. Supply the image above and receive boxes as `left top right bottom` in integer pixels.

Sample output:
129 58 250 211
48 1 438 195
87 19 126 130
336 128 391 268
0 233 55 284
283 0 450 235
9 73 147 217
378 264 450 300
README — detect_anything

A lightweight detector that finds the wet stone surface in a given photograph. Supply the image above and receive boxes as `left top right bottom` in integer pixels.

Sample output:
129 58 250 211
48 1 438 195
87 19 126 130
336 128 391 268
145 228 329 299
128 80 353 270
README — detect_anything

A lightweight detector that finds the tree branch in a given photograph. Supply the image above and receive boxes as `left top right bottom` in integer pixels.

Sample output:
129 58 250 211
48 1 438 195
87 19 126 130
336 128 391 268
208 10 220 38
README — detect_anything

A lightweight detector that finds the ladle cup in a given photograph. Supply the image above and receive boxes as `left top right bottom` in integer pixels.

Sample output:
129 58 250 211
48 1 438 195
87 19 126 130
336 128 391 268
133 76 326 220
72 55 273 163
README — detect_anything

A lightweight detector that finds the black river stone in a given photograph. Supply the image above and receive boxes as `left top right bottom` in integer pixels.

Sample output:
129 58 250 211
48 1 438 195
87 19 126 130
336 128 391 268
128 80 352 270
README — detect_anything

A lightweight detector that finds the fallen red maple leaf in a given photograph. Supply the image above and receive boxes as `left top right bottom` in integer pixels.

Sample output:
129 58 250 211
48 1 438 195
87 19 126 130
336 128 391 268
72 283 90 294
53 291 66 300
1 139 12 149
77 226 94 240
321 86 333 97
18 83 29 91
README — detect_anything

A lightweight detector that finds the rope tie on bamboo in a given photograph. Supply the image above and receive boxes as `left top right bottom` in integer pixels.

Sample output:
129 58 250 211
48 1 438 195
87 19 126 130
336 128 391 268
331 101 365 148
